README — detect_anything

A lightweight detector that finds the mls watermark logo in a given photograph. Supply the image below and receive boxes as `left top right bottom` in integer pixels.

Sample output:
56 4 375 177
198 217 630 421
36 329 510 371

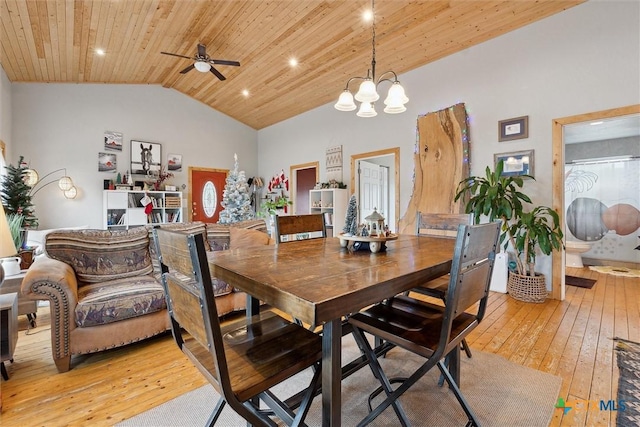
556 397 627 414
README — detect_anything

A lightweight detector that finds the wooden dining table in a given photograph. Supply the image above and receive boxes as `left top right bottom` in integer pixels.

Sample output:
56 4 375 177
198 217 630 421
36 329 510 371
208 234 455 426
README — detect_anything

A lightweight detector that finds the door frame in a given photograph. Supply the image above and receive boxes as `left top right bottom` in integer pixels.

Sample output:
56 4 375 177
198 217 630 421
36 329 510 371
350 147 400 232
188 166 229 221
551 104 640 300
289 161 319 214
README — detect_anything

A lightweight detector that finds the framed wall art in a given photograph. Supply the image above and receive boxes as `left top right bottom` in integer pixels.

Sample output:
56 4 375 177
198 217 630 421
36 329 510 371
104 130 123 151
498 116 529 141
494 149 534 177
98 152 117 172
167 153 182 171
130 140 162 175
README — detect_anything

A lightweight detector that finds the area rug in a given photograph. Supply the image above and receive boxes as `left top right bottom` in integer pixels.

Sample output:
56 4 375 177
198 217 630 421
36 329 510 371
566 275 597 289
118 335 562 427
614 338 640 427
589 266 640 278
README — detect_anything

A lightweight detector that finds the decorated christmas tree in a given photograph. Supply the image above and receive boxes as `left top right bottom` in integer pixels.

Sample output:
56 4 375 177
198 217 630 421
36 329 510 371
1 156 38 228
218 154 254 224
343 194 358 235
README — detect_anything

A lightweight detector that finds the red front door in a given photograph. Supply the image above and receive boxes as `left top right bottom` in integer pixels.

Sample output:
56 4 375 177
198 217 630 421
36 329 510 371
189 167 228 223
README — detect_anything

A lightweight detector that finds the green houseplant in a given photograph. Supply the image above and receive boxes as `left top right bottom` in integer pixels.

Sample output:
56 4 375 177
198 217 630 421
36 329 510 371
455 160 563 302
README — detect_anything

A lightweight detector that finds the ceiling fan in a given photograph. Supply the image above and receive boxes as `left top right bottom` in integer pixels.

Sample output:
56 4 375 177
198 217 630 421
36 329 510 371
160 43 240 81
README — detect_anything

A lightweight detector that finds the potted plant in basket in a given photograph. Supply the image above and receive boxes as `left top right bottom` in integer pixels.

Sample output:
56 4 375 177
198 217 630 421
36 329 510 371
454 160 564 302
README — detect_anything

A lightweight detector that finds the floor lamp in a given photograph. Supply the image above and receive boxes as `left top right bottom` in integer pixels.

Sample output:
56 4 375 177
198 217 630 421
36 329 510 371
0 207 19 286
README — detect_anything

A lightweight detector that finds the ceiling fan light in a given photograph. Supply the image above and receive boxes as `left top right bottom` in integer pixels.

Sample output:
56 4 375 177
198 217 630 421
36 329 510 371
335 90 357 111
58 176 73 191
194 61 211 72
354 79 379 103
356 102 377 118
24 169 39 187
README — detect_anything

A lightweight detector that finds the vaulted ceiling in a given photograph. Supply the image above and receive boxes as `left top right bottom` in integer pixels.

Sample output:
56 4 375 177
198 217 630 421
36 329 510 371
0 0 584 130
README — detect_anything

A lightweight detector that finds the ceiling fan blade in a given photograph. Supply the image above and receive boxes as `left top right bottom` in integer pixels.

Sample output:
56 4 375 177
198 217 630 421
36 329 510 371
210 59 240 67
209 66 226 81
179 64 195 74
197 44 206 58
161 51 194 60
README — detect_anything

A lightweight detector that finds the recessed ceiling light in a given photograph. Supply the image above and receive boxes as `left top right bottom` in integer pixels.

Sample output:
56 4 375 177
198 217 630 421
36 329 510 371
363 10 373 21
289 58 298 67
242 89 250 97
95 48 105 56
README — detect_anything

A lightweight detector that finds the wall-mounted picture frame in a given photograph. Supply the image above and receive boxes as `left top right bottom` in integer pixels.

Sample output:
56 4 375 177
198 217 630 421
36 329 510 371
167 153 182 171
98 152 117 172
498 116 529 141
494 149 534 177
104 130 123 151
131 140 162 175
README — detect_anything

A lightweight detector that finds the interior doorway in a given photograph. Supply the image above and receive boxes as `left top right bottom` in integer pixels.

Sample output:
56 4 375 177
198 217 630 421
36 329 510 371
551 104 640 300
289 162 319 215
350 148 400 232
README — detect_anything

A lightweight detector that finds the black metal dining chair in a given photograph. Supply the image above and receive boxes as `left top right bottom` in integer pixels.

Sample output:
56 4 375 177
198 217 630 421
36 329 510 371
349 221 500 426
153 228 322 427
411 212 474 359
272 213 326 244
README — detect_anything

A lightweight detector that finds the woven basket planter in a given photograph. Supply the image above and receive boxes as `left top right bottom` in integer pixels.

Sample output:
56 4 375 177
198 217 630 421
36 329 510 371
507 272 548 303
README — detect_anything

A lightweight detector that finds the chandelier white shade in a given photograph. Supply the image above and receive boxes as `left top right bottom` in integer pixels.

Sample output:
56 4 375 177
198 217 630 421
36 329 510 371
194 61 211 73
334 0 408 117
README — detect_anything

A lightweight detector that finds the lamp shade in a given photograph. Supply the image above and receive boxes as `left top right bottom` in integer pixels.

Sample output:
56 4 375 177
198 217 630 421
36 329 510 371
58 176 73 191
24 169 39 187
356 102 377 118
384 82 409 105
194 61 211 72
64 186 78 199
0 207 18 258
334 90 357 111
354 79 379 103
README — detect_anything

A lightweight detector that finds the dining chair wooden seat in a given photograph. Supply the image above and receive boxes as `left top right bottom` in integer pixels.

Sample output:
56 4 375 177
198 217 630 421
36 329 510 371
349 222 500 427
272 213 326 244
153 229 322 427
413 212 474 359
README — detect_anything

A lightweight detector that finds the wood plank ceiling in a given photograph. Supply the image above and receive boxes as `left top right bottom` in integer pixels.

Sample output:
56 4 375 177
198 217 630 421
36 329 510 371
0 0 584 130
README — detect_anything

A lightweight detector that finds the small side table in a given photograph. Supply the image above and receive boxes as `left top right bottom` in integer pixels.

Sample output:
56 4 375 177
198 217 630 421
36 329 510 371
1 292 18 380
0 270 37 328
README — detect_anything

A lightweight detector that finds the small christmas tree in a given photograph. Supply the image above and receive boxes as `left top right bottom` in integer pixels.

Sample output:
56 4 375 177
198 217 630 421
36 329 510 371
1 156 38 228
343 194 358 235
218 154 254 224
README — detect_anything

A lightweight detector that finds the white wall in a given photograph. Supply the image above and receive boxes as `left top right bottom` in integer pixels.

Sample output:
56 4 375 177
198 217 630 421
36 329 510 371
12 84 257 228
0 66 12 152
257 0 640 282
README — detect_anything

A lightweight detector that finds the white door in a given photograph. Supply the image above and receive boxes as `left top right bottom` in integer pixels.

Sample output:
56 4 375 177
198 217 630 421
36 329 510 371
359 160 381 224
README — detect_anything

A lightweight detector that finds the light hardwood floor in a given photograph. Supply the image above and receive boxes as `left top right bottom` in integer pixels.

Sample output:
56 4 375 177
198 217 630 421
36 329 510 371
0 266 638 426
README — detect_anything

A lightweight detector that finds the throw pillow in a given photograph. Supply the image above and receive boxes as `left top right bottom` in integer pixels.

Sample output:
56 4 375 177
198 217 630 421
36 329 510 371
230 227 271 249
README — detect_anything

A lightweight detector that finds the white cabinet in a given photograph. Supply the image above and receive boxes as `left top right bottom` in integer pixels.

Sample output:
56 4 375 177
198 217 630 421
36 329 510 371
103 190 183 229
309 189 348 237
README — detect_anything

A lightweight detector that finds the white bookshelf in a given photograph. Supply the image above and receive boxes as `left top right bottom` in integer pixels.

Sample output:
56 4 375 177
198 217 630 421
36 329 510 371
103 190 183 229
309 189 348 237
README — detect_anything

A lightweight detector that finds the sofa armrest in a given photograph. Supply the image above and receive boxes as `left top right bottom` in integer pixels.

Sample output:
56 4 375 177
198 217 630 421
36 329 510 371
22 257 79 371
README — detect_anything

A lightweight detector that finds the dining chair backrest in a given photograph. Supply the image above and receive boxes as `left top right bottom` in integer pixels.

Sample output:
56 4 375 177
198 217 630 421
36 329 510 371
153 228 230 396
440 221 500 352
154 228 324 426
415 212 471 239
272 213 327 244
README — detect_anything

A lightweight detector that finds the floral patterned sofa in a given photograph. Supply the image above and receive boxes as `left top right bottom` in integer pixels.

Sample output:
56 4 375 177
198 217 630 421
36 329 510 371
21 219 269 373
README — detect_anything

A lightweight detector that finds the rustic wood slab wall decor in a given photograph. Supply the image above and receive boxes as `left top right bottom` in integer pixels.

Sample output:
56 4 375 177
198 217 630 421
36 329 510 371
399 103 470 234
